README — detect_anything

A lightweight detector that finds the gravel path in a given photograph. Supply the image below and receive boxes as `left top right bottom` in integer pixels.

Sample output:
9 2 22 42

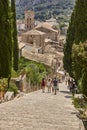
0 82 80 130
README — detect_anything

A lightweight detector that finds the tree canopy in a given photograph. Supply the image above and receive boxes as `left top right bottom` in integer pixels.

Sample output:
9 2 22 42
63 0 87 96
63 11 75 76
0 0 12 78
64 0 87 77
74 0 87 44
11 0 19 71
72 41 87 95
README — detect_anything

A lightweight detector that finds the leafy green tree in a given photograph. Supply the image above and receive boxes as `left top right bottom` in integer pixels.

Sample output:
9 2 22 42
72 41 87 95
81 70 87 96
72 0 87 83
0 0 12 78
26 63 46 86
11 0 19 71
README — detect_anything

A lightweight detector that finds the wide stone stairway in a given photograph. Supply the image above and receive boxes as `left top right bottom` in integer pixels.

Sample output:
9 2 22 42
0 82 80 130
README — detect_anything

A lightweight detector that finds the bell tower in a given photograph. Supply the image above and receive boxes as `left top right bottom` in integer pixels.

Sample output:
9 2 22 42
25 10 35 30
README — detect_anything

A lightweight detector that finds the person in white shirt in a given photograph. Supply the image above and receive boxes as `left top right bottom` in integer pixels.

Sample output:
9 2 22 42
47 78 52 93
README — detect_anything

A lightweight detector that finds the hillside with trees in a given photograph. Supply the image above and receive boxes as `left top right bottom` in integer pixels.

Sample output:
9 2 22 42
15 0 75 23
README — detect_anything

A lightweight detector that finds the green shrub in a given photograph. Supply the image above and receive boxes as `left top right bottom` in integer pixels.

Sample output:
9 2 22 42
72 97 86 108
81 71 87 96
8 83 18 95
11 68 18 77
0 78 7 91
0 85 5 91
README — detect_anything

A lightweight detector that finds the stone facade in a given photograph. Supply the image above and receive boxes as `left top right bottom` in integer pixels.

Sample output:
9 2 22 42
25 10 35 30
22 29 45 48
35 23 59 41
46 17 59 30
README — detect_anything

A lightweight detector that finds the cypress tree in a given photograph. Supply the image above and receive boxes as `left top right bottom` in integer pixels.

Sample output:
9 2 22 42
0 0 12 78
63 12 75 76
74 0 87 44
11 0 19 71
64 0 87 96
63 0 87 78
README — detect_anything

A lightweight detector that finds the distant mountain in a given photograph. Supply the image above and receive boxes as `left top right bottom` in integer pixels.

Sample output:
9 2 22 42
16 0 75 23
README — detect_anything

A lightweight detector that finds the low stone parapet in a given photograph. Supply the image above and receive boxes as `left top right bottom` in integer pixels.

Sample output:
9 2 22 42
79 119 85 130
4 91 14 101
22 48 54 67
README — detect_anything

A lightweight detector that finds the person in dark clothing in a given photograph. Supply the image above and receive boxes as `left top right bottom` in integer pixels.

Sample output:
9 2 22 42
41 78 46 93
72 80 76 96
70 79 76 96
53 77 58 95
68 78 71 88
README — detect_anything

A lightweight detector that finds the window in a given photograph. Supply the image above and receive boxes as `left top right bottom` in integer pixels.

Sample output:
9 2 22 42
27 18 28 23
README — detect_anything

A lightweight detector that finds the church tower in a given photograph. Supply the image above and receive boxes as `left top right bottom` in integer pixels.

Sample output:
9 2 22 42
25 10 35 30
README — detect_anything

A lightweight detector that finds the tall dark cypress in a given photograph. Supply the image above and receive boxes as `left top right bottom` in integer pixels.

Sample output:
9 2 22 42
63 11 75 77
11 0 19 71
74 0 87 44
63 0 87 77
0 0 12 78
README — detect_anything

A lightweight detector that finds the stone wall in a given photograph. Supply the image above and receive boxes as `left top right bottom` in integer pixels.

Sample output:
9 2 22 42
22 48 54 67
36 27 58 41
22 34 45 48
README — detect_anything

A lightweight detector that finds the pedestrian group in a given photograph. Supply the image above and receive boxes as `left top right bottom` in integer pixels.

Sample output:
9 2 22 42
41 77 59 95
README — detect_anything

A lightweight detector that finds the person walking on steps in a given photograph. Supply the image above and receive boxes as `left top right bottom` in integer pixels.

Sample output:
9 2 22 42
53 77 58 95
47 78 52 93
41 78 46 93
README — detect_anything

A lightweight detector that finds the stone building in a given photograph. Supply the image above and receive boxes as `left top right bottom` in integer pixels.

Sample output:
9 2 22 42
17 20 25 30
46 17 59 30
21 29 45 48
25 10 35 30
35 22 59 41
61 26 68 35
17 20 26 35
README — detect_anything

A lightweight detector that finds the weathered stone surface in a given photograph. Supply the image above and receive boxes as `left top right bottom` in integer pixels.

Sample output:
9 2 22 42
79 120 85 130
15 92 26 99
4 91 14 101
0 82 80 130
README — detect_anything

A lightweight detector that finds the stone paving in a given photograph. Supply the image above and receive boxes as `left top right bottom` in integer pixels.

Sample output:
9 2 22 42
0 82 80 130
